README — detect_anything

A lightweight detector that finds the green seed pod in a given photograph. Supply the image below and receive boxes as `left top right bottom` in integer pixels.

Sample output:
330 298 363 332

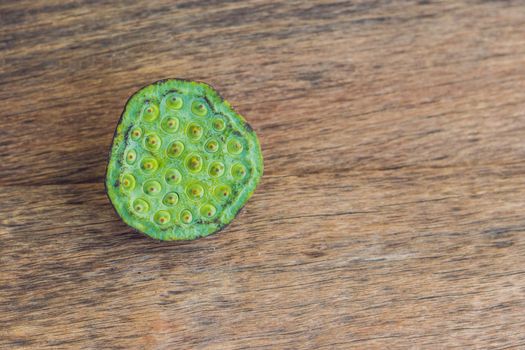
106 79 263 240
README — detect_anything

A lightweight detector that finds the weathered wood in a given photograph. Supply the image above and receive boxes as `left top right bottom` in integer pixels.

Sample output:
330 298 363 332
1 0 525 348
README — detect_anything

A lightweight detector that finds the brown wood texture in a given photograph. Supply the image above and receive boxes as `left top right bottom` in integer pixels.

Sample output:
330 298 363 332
2 0 525 349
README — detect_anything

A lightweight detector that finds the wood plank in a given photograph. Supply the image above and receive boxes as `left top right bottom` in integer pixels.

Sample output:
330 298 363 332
2 167 525 348
1 0 525 348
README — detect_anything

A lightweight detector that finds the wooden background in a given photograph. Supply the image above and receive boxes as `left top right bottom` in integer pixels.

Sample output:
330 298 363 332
1 0 525 348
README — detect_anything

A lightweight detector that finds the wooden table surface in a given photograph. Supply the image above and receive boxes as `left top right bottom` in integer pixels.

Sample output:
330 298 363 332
2 1 525 349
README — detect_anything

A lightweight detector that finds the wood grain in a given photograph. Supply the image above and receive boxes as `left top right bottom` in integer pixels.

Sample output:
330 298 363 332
2 0 525 348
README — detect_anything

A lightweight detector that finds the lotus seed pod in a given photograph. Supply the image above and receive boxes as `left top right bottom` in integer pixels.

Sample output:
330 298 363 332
105 79 263 240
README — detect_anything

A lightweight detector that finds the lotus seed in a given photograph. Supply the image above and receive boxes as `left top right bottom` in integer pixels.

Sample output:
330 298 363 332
227 138 243 154
231 163 247 179
154 210 171 225
140 157 158 172
161 116 179 133
165 169 182 185
126 150 137 164
209 161 225 177
214 184 231 200
205 139 219 153
185 154 203 172
191 100 208 116
200 204 217 218
163 192 179 206
131 127 142 140
181 209 193 224
186 183 205 200
187 123 203 140
132 198 150 214
142 103 159 122
145 133 161 151
165 93 183 110
143 180 162 196
167 141 184 158
212 118 225 131
120 174 136 192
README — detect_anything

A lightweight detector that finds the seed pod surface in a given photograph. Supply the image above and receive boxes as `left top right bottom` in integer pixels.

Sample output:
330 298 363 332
106 79 263 240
